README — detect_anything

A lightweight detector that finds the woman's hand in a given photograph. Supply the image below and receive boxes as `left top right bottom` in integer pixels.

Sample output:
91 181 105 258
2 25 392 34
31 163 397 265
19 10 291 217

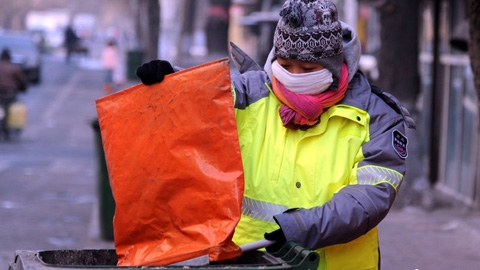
136 60 175 85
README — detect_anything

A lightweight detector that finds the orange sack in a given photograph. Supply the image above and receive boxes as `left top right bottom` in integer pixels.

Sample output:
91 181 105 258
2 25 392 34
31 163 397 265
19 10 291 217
95 58 244 266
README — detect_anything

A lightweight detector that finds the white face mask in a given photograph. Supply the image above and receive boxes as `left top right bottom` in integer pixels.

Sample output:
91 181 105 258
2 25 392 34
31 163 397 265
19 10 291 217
271 60 333 95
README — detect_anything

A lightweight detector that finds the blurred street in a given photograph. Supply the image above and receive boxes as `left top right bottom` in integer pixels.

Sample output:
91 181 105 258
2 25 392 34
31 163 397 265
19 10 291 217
0 53 119 266
1 52 480 270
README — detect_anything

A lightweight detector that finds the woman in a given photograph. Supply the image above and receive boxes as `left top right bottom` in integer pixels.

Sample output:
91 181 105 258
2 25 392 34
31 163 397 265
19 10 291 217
136 0 415 269
101 39 120 94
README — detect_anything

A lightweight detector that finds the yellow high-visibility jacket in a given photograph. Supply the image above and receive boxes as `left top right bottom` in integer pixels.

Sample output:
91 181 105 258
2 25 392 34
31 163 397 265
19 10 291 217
230 66 415 269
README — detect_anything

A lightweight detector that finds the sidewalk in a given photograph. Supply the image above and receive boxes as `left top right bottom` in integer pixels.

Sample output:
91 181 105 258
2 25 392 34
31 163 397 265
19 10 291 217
378 192 480 270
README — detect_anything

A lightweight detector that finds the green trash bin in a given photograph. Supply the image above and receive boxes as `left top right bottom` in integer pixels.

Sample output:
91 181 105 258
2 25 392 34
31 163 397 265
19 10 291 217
126 50 144 80
91 119 115 241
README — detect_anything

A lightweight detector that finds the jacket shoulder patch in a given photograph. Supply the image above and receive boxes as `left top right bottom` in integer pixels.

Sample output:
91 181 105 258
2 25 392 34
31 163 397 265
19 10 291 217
392 129 408 158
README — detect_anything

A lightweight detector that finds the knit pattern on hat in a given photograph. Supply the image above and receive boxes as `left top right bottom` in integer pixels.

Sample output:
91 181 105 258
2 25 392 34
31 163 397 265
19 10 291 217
274 0 343 81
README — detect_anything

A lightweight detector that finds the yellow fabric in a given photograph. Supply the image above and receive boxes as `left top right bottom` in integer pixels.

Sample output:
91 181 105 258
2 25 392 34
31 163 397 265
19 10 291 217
7 101 27 129
233 91 378 269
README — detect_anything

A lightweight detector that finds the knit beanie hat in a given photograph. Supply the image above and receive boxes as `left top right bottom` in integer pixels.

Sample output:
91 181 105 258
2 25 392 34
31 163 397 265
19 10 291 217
273 0 344 82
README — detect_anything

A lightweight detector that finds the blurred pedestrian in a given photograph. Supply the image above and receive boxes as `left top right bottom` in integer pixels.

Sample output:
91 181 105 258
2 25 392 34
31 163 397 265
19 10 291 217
101 39 120 94
64 25 80 63
0 48 27 141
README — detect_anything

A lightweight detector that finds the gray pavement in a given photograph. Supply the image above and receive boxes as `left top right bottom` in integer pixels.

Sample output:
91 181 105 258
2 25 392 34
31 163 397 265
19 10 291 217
379 203 480 269
1 53 480 270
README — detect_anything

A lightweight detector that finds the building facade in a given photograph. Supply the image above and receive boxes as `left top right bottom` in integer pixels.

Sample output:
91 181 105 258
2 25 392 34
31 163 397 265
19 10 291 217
419 0 478 206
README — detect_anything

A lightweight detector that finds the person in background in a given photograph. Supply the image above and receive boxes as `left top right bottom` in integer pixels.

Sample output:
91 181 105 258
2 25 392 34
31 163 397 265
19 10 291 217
64 25 79 63
0 48 27 141
206 0 231 55
101 40 120 94
135 0 415 269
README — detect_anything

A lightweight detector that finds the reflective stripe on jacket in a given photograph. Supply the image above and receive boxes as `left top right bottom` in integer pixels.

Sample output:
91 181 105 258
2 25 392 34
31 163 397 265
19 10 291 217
231 69 413 270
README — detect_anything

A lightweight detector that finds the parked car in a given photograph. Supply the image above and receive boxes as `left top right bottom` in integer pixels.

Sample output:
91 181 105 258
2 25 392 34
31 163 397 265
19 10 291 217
0 31 42 84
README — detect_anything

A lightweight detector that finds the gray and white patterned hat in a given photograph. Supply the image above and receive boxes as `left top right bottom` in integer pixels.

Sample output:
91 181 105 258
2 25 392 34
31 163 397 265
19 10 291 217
273 0 344 81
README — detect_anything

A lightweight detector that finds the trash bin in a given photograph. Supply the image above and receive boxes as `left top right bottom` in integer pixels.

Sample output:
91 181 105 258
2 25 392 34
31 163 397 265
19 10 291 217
126 50 144 80
91 119 115 241
8 242 319 269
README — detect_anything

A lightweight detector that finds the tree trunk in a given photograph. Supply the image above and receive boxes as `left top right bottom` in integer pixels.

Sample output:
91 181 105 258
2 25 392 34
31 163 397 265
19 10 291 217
376 0 420 104
147 0 160 60
137 0 160 61
468 0 480 207
375 0 429 208
206 0 232 55
469 0 480 95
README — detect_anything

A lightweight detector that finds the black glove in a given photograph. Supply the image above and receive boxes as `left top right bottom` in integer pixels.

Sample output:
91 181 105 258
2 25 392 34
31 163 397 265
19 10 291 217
264 228 287 253
136 60 175 85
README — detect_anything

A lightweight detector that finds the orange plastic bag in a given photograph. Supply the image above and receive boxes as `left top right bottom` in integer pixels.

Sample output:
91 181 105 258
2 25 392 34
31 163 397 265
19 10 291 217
95 58 244 266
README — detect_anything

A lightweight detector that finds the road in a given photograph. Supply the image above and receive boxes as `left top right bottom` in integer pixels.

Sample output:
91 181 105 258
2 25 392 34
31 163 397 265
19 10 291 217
0 54 117 267
1 53 480 269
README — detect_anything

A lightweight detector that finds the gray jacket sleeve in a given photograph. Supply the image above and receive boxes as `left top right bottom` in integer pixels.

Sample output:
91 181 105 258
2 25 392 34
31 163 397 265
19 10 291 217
231 70 271 109
274 182 395 249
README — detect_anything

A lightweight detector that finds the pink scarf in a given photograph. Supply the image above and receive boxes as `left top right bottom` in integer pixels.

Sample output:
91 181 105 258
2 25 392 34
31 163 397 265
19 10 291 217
272 63 349 130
